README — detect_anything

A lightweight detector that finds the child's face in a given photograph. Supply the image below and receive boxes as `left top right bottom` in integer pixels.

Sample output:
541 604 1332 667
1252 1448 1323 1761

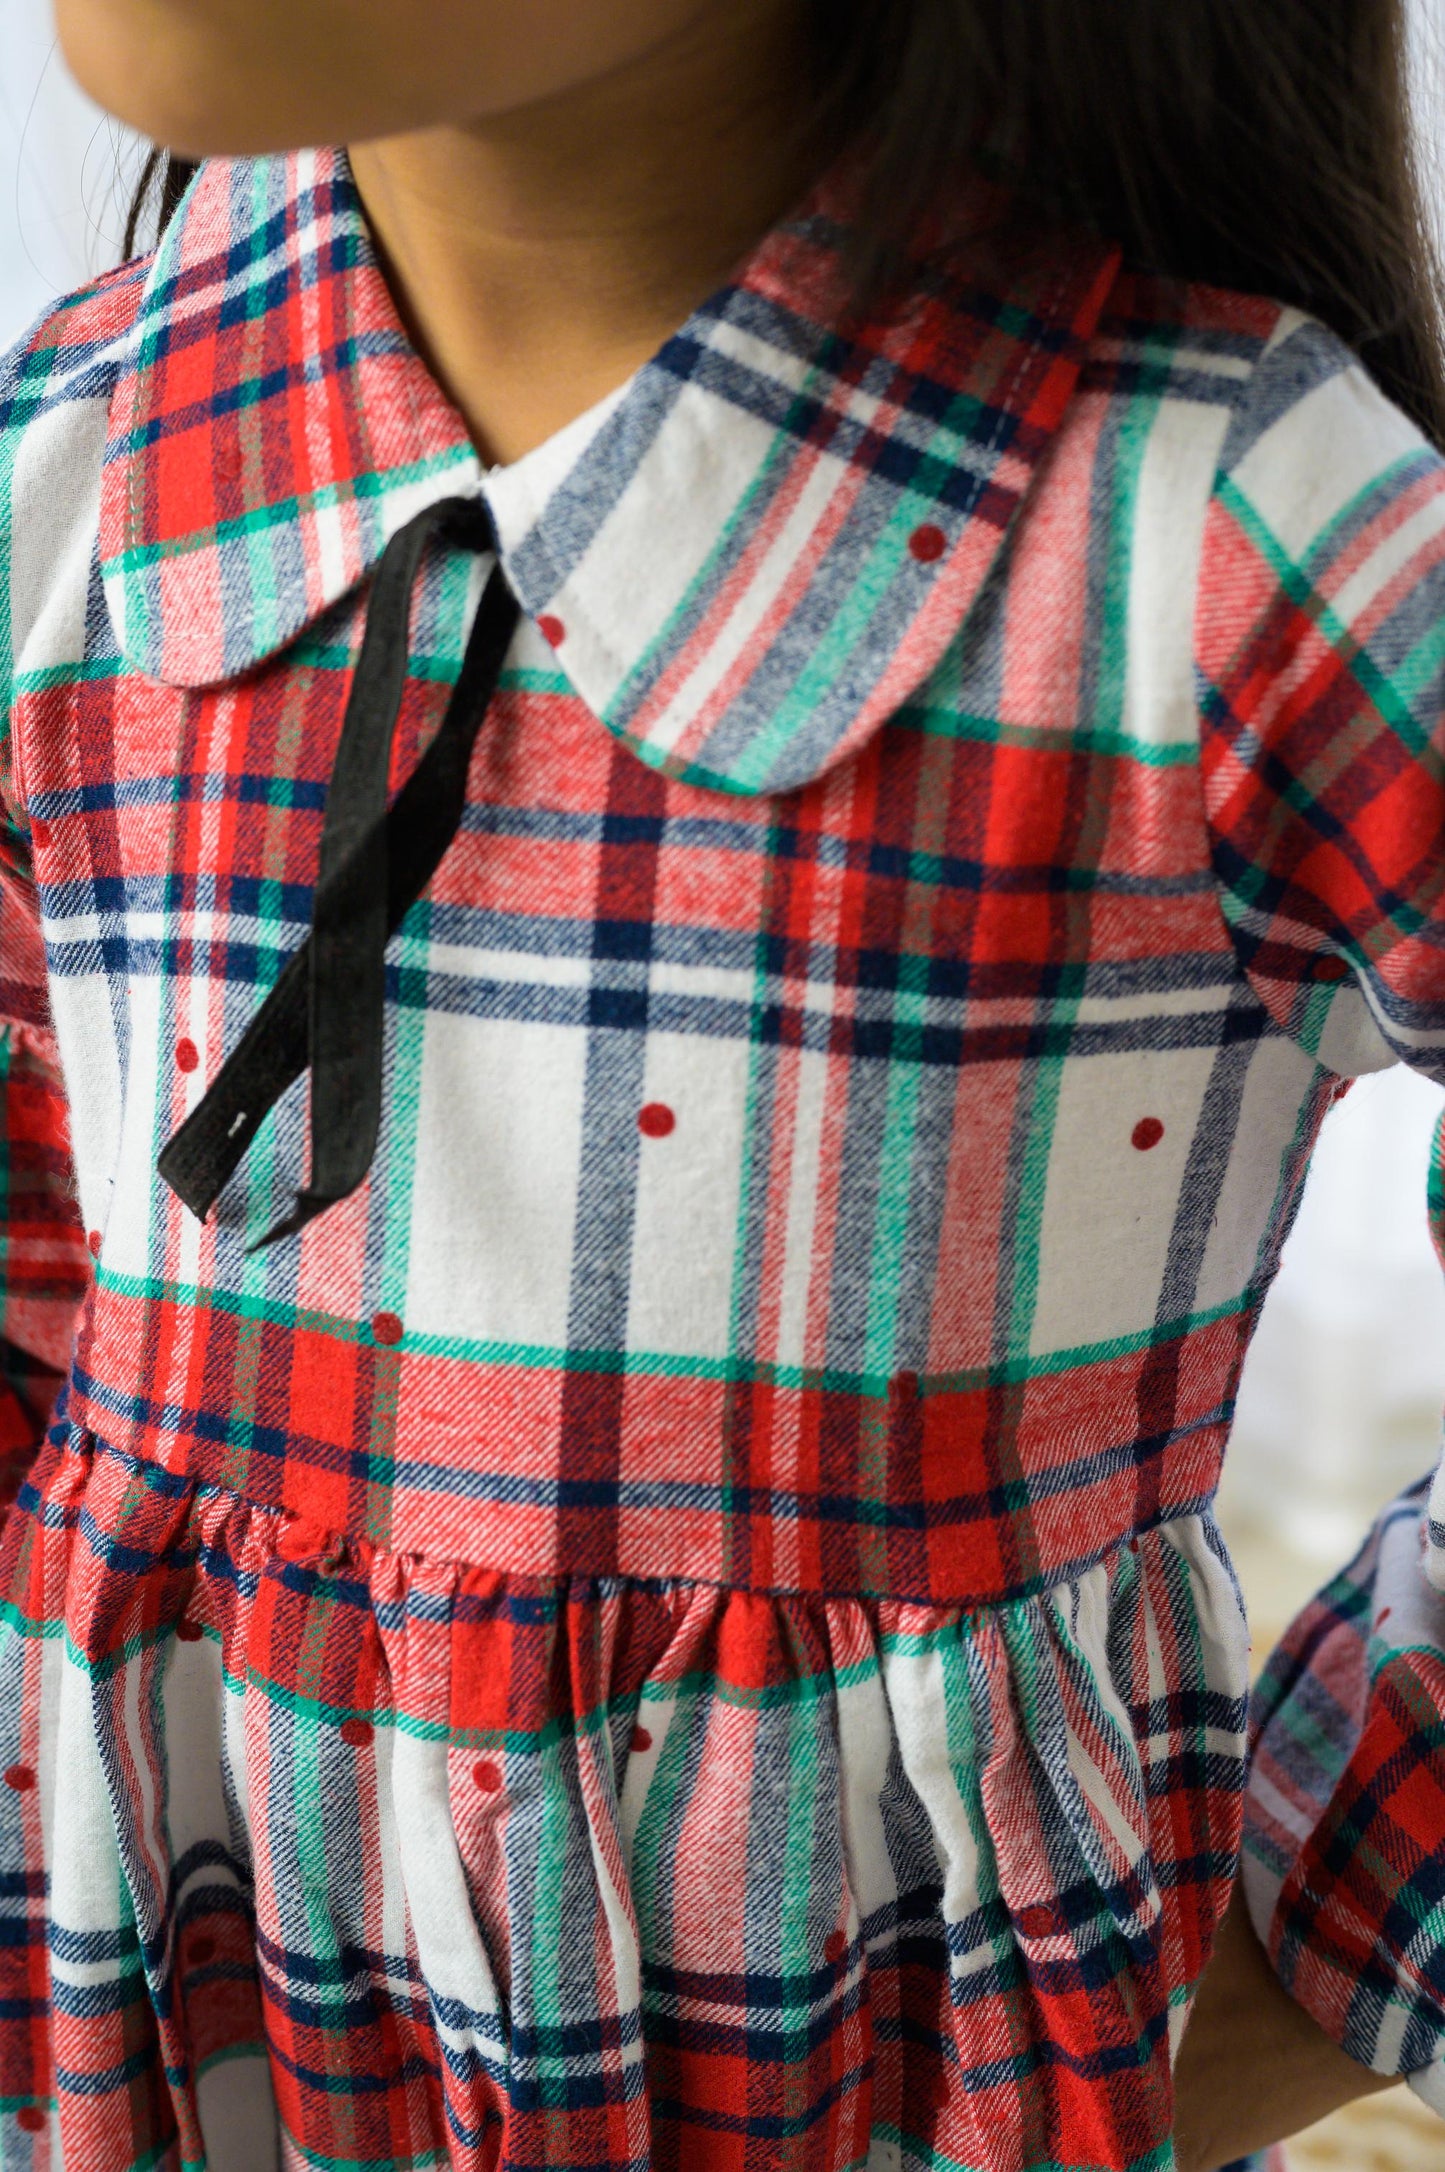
55 0 744 156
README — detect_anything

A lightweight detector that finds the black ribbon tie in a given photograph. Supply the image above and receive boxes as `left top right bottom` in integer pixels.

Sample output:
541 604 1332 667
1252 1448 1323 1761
156 493 522 1249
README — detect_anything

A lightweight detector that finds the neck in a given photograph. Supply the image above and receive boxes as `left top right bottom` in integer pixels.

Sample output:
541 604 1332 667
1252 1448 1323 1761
348 1 827 467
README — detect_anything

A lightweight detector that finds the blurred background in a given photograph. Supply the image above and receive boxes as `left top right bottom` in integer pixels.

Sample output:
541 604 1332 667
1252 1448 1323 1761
2 1 1445 2165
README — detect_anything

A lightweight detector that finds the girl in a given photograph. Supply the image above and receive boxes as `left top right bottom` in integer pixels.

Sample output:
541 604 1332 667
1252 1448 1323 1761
0 0 1440 2164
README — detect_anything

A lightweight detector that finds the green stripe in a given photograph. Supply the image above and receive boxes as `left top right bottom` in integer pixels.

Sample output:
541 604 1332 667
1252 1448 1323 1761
104 449 478 577
86 1261 1256 1390
903 696 1204 766
778 1695 825 2046
529 1735 573 2088
630 1690 687 1964
1216 463 1439 764
278 2133 449 2171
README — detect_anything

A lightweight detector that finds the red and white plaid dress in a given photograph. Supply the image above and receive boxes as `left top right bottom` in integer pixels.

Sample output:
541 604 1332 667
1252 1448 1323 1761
0 143 1440 2171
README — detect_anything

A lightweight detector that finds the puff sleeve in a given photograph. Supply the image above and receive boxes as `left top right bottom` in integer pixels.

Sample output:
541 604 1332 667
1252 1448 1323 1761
1197 307 1445 2109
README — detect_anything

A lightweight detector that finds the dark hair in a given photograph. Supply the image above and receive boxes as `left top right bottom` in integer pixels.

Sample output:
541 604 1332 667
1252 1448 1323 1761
122 147 199 260
124 0 1445 445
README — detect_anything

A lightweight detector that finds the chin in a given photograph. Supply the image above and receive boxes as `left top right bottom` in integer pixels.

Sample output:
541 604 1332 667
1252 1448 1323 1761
54 0 341 158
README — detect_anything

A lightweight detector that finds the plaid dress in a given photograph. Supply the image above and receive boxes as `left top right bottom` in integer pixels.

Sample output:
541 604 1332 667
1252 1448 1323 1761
0 142 1441 2172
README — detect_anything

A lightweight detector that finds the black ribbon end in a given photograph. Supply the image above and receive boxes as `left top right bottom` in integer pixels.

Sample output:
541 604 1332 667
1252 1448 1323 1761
246 1194 329 1255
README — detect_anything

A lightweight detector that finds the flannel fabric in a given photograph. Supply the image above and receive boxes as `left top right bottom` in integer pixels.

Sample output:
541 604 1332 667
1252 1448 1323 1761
0 822 90 1476
1243 1478 1445 2102
0 140 1440 2169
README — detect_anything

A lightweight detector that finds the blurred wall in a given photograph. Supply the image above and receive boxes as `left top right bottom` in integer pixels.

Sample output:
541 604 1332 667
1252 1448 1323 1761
0 0 138 344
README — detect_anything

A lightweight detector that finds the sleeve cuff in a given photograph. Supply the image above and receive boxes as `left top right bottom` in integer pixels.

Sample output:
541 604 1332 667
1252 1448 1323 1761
1241 1474 1445 2103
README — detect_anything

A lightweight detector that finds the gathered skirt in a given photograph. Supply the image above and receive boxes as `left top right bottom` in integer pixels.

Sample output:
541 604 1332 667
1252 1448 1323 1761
0 1410 1258 2171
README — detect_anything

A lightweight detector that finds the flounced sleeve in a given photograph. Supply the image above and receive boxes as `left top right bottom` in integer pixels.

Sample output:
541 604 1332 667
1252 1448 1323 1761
1197 306 1445 2108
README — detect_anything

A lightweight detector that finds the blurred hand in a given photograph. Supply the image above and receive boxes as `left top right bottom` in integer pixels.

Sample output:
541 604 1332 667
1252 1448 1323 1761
1173 1884 1397 2172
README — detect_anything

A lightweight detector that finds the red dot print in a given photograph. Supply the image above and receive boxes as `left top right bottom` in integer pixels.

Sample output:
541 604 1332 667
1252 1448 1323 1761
824 1930 847 1965
908 523 947 563
175 1037 199 1073
371 1311 404 1347
637 1103 675 1139
339 1719 373 1748
87 1229 102 1257
188 1934 216 1966
630 1725 653 1754
16 2107 44 2133
538 614 566 648
175 1617 204 1643
4 1765 35 1793
1313 954 1349 982
473 1759 502 1792
1131 1117 1164 1152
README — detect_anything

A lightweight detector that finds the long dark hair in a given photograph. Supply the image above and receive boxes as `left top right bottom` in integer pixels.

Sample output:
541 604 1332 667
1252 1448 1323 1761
122 147 199 259
124 0 1445 445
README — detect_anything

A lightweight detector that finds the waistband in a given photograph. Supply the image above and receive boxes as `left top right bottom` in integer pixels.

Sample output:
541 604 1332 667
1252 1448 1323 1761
69 1282 1246 1606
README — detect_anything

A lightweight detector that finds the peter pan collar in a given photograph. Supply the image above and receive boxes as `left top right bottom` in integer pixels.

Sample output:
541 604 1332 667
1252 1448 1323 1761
100 144 1120 796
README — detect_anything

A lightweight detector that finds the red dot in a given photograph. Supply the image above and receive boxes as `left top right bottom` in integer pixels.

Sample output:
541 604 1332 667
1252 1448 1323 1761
637 1103 675 1138
908 523 947 563
1017 1903 1054 1937
371 1311 403 1346
16 2106 44 2132
631 1725 653 1754
175 1037 199 1073
1314 954 1349 982
175 1617 204 1643
1131 1117 1164 1152
537 614 566 648
473 1758 502 1792
824 1930 847 1964
1377 1607 1393 1627
4 1765 35 1792
188 1934 216 1966
339 1719 373 1748
87 1229 102 1257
